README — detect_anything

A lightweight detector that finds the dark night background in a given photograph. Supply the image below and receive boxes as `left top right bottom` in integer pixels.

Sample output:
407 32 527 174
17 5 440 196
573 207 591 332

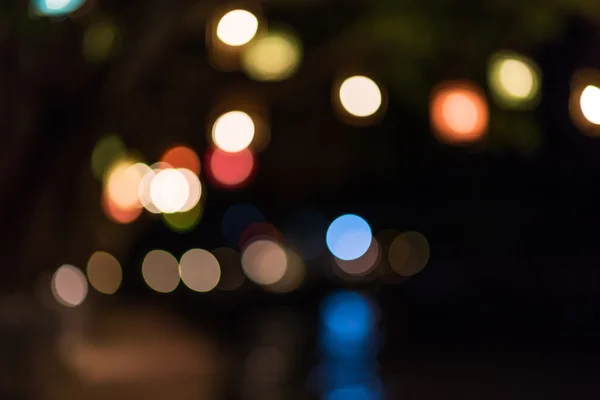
1 0 600 398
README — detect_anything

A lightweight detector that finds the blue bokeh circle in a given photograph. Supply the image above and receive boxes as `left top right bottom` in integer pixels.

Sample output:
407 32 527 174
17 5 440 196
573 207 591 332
326 214 372 260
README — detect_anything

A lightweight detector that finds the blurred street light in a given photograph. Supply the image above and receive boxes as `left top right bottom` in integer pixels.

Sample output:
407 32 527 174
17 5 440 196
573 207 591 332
339 76 383 118
216 10 259 47
488 52 541 109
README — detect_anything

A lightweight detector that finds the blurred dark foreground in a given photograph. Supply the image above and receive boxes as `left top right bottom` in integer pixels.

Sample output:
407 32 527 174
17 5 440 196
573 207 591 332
1 290 600 400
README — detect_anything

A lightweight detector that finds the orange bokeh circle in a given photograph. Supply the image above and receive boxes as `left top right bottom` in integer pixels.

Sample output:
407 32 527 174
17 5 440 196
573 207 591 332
430 81 489 145
101 193 142 224
160 146 201 175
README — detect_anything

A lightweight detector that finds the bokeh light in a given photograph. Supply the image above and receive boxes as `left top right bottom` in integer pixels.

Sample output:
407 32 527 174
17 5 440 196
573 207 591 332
488 52 541 109
216 9 259 46
221 203 265 246
212 111 255 153
83 18 118 62
138 166 163 214
430 81 489 145
51 265 88 307
163 202 203 233
160 146 201 175
388 231 430 277
569 69 600 136
142 250 180 293
206 148 255 188
326 385 383 400
179 249 221 293
86 251 122 295
580 85 600 125
334 238 380 277
213 247 246 291
207 101 271 154
177 168 202 212
265 249 305 293
374 229 408 285
316 363 384 399
239 222 281 249
316 364 383 394
91 134 126 181
248 113 272 154
101 193 142 224
150 161 172 170
32 0 85 16
241 29 302 81
241 239 288 285
321 291 374 341
338 76 383 118
326 214 372 261
104 161 148 210
319 290 381 399
320 291 377 360
150 168 190 213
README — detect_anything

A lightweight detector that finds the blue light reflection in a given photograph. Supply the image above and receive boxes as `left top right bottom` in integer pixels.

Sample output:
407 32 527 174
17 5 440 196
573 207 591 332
319 291 378 358
321 291 373 341
318 291 384 398
325 385 383 400
317 362 381 392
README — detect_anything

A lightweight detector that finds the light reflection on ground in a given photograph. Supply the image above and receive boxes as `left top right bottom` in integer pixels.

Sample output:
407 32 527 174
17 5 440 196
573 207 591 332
40 305 221 399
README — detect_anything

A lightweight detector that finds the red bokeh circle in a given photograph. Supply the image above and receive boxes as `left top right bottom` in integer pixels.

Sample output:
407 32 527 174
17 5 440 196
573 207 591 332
206 148 256 188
